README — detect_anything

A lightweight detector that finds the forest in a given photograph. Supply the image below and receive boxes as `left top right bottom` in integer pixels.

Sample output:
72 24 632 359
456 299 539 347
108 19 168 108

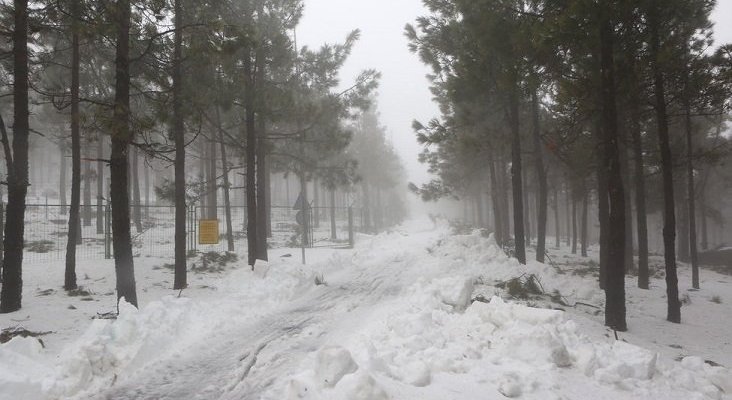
408 0 732 331
0 0 406 313
0 0 731 399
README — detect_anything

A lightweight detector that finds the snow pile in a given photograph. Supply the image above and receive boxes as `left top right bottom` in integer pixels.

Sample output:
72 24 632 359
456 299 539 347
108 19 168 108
284 229 731 399
46 296 197 398
0 254 326 400
0 336 54 400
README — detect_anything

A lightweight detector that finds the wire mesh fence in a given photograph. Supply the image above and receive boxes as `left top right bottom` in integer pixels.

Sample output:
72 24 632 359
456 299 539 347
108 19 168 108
15 203 364 263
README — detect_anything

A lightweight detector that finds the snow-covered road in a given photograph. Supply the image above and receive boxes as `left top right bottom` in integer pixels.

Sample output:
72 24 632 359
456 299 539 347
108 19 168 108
2 219 731 399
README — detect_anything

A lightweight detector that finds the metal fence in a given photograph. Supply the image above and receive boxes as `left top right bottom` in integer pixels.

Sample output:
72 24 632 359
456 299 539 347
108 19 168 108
16 203 364 263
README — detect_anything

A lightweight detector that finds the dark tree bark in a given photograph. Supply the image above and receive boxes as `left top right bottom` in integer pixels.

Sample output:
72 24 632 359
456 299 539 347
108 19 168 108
553 185 560 248
110 0 137 307
599 14 626 331
595 121 609 290
216 107 235 252
508 76 526 264
571 185 577 254
581 189 588 257
208 138 217 220
172 0 187 290
132 147 142 233
329 188 337 240
565 181 571 247
532 92 548 263
700 189 708 250
255 114 268 261
0 0 30 313
83 158 92 226
65 2 82 290
489 156 504 245
630 102 649 289
649 0 680 323
60 143 67 214
313 178 320 228
244 47 258 267
619 132 634 272
96 135 104 234
683 71 699 290
523 167 531 245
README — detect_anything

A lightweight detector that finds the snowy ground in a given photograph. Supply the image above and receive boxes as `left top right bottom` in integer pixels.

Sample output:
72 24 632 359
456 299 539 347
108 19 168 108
1 218 730 399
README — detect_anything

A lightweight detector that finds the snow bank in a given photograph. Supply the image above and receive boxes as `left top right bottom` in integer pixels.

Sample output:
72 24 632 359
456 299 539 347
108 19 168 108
285 229 731 400
0 254 324 399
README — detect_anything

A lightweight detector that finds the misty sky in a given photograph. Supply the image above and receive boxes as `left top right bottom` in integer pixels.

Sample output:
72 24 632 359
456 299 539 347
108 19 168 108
298 0 732 187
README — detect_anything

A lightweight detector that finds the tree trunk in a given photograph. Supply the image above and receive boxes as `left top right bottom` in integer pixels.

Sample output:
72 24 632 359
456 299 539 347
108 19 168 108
208 137 218 220
110 0 137 307
532 91 548 262
571 185 577 254
489 156 503 245
596 120 609 291
173 0 187 290
216 107 235 252
132 147 142 233
553 185 560 248
683 71 699 290
83 157 92 226
0 0 30 313
650 0 680 323
244 47 258 267
330 188 337 240
60 143 67 214
65 3 81 290
508 76 526 264
700 190 708 250
96 135 104 234
143 154 149 219
313 178 320 228
599 14 627 331
581 188 588 257
565 181 571 247
620 132 634 272
255 114 268 261
631 101 649 289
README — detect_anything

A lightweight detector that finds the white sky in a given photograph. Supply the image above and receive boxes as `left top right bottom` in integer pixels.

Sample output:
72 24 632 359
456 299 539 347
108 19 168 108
298 0 732 186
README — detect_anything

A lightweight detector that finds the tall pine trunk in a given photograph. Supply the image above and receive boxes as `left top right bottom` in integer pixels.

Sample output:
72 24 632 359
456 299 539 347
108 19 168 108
330 188 337 240
489 156 503 245
508 76 526 264
110 0 137 307
96 135 104 234
599 14 626 331
244 47 258 267
172 0 187 289
65 2 81 290
60 143 67 214
0 0 30 312
631 101 649 289
581 189 588 257
532 91 547 262
216 107 235 252
683 70 699 290
255 114 268 261
649 0 680 323
132 147 142 233
83 158 92 226
208 138 217 220
553 185 560 248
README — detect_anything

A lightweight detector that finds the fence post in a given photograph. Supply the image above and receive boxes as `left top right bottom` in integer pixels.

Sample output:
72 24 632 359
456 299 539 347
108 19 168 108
104 203 111 259
348 206 354 249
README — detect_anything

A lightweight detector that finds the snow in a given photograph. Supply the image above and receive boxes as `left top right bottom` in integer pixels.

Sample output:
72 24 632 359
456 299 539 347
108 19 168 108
0 218 730 399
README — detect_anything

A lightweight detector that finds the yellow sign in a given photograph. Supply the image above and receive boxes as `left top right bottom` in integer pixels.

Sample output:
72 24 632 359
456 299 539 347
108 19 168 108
199 220 220 244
